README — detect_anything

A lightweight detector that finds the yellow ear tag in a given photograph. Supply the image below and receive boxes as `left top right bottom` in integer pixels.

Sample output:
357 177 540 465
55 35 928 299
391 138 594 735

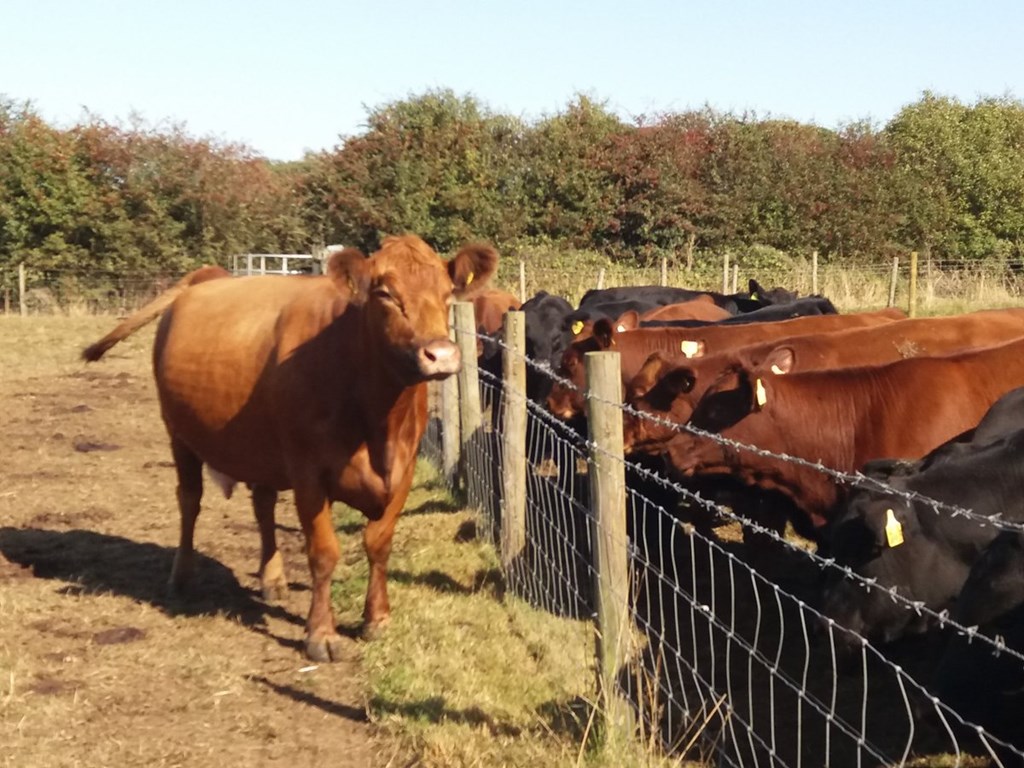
885 509 904 548
616 323 626 332
465 271 474 286
770 364 785 375
571 320 584 335
680 340 700 358
755 378 767 407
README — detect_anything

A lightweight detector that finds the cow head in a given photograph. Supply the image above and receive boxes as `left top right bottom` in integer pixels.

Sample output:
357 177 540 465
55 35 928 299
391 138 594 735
623 354 696 454
820 490 946 651
328 235 498 382
545 334 603 419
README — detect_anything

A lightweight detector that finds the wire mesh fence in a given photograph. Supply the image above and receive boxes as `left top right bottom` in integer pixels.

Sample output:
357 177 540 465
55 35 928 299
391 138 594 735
421 312 1024 767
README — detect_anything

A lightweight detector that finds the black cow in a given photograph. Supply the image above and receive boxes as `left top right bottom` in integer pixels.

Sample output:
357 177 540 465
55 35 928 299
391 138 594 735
933 531 1024 760
822 410 1024 649
748 278 799 307
579 286 737 310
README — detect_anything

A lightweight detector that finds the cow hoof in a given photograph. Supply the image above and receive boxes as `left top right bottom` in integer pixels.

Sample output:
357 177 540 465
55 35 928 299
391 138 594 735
304 633 345 662
361 616 390 641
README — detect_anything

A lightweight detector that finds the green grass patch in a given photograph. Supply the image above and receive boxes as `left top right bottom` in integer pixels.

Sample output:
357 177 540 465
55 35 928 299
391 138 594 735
332 460 691 767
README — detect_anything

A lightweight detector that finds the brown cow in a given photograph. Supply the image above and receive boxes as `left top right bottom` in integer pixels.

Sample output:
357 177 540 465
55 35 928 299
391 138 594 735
84 235 498 661
624 308 1024 452
545 308 906 420
82 265 232 362
473 288 521 335
654 335 1024 527
568 296 735 343
639 295 733 323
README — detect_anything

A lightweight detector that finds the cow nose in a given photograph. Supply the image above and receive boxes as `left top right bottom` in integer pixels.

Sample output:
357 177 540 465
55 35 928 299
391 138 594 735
418 340 461 379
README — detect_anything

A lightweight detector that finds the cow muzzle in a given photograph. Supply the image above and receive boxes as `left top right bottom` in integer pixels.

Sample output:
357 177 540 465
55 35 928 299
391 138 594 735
417 339 461 379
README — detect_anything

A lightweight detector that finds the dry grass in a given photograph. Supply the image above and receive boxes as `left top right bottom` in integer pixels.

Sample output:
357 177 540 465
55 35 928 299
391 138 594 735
332 471 698 767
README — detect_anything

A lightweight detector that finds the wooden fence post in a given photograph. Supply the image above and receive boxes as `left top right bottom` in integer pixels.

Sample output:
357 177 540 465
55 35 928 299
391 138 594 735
519 258 527 304
19 263 26 317
441 306 461 486
597 268 606 290
811 250 819 295
722 252 730 294
908 251 919 318
584 350 634 743
453 302 483 510
731 263 739 294
888 256 899 308
660 256 668 287
500 311 527 576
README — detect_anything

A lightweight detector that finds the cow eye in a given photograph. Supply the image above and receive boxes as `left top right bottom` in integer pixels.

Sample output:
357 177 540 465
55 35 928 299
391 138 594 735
372 286 406 314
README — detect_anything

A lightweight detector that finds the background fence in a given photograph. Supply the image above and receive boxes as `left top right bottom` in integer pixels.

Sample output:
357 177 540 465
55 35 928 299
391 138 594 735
420 304 1024 767
8 251 1024 318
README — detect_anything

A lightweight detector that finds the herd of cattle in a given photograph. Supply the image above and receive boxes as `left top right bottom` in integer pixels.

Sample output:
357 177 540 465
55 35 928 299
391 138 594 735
82 237 1023 759
471 277 1024 757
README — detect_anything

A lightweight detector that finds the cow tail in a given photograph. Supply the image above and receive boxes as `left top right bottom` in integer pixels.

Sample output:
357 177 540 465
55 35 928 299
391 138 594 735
81 265 231 362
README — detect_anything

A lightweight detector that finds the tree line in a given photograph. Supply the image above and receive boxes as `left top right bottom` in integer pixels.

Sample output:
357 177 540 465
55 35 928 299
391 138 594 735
2 89 1023 290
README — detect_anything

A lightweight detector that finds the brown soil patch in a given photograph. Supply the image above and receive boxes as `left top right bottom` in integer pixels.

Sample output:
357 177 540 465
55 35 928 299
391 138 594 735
0 316 377 767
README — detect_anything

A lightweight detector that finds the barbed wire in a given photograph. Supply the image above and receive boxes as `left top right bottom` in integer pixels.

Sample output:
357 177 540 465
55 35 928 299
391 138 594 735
457 321 1024 764
472 324 1024 538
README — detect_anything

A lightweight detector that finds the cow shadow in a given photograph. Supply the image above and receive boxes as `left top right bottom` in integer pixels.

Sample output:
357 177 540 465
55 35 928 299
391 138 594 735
0 526 306 650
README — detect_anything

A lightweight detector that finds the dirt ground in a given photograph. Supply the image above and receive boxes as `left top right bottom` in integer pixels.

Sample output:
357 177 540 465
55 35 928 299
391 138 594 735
0 317 379 768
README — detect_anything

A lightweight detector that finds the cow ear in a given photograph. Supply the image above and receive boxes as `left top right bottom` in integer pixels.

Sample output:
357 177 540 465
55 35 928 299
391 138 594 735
614 310 640 333
326 247 371 302
762 346 795 375
748 278 763 297
628 353 667 400
448 242 499 297
593 318 616 349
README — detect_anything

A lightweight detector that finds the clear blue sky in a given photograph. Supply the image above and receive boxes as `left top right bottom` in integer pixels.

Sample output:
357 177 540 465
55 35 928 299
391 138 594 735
3 0 1022 161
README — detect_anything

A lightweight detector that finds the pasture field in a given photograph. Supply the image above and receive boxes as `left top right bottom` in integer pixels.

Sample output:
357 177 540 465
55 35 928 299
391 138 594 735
0 317 374 767
0 316 683 768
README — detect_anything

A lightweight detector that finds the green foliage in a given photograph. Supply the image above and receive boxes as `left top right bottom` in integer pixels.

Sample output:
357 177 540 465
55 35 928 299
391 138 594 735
303 89 527 253
4 89 1024 289
885 92 1024 260
0 99 307 290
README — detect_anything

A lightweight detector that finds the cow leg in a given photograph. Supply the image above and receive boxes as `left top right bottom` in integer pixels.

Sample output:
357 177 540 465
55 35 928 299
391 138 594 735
362 463 416 636
295 486 343 662
169 437 203 594
251 484 287 601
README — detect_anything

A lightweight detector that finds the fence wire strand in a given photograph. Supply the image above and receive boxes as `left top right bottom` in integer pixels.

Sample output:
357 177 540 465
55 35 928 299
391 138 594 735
422 319 1023 767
